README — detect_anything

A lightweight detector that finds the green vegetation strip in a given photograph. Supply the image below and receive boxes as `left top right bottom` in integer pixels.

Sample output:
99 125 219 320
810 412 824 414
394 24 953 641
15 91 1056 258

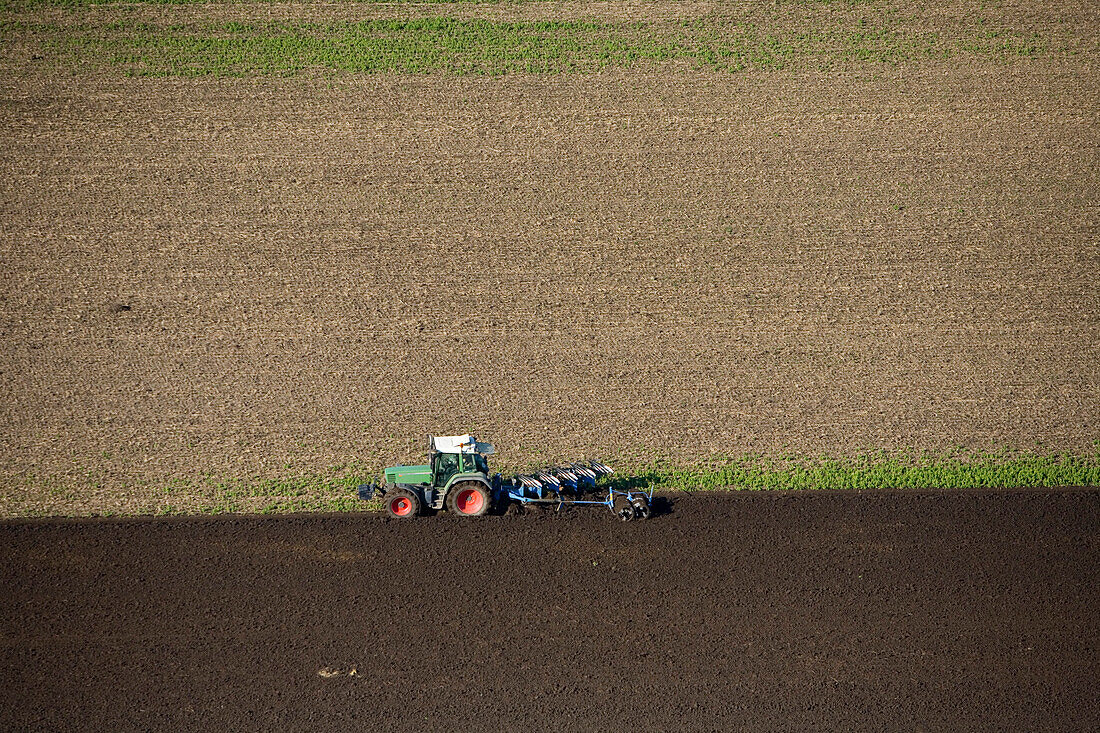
16 447 1092 518
625 448 1100 493
18 17 1055 76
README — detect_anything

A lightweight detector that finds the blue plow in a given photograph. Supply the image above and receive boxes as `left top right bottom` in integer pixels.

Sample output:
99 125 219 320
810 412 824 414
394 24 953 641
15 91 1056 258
498 461 652 521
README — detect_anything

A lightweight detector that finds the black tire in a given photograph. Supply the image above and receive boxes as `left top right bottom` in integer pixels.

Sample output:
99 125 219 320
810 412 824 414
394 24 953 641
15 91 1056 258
385 489 420 519
446 481 492 517
631 495 651 520
613 495 636 522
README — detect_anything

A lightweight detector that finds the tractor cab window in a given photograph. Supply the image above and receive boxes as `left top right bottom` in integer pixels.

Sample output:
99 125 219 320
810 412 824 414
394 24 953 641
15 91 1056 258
434 453 459 486
434 452 488 486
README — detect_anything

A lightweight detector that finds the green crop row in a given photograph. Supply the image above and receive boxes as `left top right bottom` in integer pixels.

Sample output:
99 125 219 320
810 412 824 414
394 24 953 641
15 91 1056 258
16 447 1087 518
613 448 1100 493
19 17 1057 76
7 447 1097 517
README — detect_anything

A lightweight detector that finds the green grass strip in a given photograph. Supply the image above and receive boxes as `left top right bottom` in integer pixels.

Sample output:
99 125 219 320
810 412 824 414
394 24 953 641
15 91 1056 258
617 448 1100 493
8 448 1097 517
62 447 1100 518
26 17 1055 77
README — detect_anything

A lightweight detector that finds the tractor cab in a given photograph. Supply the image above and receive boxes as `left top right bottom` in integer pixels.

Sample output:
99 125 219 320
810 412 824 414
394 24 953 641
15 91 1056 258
431 450 489 488
427 435 494 510
429 435 492 488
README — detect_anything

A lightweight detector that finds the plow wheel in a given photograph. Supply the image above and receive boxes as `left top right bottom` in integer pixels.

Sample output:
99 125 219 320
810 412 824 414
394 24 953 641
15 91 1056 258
631 495 652 520
447 482 491 517
385 489 420 519
613 496 636 522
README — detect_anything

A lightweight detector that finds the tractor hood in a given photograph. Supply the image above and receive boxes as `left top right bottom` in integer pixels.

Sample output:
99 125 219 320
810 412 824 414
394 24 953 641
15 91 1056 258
385 464 431 485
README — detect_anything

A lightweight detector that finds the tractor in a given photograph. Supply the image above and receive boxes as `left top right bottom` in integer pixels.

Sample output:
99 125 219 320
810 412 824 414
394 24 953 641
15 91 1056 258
357 434 652 521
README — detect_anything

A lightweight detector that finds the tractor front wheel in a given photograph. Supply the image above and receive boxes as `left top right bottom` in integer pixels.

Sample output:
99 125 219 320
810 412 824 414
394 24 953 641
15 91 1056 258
385 489 420 519
446 482 492 517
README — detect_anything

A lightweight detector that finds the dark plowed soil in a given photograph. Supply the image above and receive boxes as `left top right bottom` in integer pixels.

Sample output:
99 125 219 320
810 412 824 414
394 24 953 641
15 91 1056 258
2 490 1097 731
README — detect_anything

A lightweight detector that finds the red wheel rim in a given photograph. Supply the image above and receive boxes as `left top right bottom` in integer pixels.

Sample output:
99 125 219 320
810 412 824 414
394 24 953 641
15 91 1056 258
455 488 485 515
390 497 413 516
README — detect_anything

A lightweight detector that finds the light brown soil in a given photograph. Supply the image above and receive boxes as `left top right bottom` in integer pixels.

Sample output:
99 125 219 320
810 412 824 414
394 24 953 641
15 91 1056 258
1 3 1099 515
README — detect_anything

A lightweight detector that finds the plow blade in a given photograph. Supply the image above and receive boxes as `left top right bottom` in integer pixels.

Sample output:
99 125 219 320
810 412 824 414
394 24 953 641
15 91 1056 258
504 460 650 519
508 460 614 499
506 457 651 519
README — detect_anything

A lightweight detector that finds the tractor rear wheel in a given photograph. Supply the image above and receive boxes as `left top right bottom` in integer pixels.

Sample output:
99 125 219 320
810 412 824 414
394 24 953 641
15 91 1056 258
446 482 491 517
385 489 420 519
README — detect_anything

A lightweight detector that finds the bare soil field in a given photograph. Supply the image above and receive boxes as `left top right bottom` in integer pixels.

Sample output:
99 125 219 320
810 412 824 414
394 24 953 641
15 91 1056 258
1 490 1097 730
0 1 1098 514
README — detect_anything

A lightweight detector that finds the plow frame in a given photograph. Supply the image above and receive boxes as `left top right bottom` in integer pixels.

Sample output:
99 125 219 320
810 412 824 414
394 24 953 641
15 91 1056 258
500 461 654 520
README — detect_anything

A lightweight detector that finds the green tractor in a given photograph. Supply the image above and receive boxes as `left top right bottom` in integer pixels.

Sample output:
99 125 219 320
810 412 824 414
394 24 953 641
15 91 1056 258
358 434 650 521
359 435 498 518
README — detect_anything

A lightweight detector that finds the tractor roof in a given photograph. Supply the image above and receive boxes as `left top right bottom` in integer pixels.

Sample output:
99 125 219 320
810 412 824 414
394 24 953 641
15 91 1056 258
431 434 495 455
